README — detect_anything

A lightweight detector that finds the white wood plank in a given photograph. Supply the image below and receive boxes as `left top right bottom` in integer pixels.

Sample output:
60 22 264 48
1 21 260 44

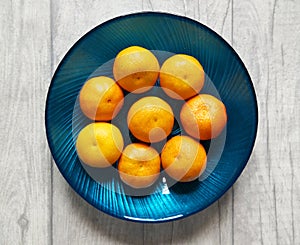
154 0 234 244
233 0 300 244
51 0 146 68
0 0 52 244
171 202 220 245
51 1 146 244
1 0 298 244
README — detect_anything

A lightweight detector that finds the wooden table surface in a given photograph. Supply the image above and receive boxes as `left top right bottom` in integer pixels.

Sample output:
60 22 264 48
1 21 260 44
1 0 299 244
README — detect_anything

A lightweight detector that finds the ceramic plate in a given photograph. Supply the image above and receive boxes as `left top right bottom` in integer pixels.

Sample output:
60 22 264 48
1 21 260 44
45 12 258 222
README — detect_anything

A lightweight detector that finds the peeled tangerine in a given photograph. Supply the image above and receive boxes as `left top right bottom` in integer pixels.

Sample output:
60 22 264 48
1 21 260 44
118 143 161 189
161 135 207 182
76 122 124 168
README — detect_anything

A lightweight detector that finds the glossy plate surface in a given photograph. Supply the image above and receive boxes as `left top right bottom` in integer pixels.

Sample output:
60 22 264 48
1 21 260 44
45 12 258 222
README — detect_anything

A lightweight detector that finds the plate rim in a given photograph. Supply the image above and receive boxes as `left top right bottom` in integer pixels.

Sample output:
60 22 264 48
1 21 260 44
45 11 259 223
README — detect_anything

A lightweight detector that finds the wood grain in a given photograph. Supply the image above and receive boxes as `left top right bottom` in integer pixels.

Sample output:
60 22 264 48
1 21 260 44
0 0 51 244
51 1 145 244
0 0 299 244
158 0 234 244
233 0 300 244
50 0 235 244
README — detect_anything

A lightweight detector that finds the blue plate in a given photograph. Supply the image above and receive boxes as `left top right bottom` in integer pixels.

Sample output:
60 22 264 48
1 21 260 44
45 12 258 222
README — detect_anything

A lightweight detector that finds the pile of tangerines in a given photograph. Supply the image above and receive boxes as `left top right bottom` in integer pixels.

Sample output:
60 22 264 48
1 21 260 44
76 46 227 189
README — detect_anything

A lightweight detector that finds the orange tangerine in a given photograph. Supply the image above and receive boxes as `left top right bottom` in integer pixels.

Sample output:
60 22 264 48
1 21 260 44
127 96 174 143
180 94 227 140
161 135 207 182
118 143 161 189
113 46 160 93
79 76 124 121
160 54 205 100
76 122 124 168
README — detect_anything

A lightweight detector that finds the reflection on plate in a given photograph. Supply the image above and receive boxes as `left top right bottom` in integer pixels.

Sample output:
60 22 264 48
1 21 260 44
45 12 258 222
